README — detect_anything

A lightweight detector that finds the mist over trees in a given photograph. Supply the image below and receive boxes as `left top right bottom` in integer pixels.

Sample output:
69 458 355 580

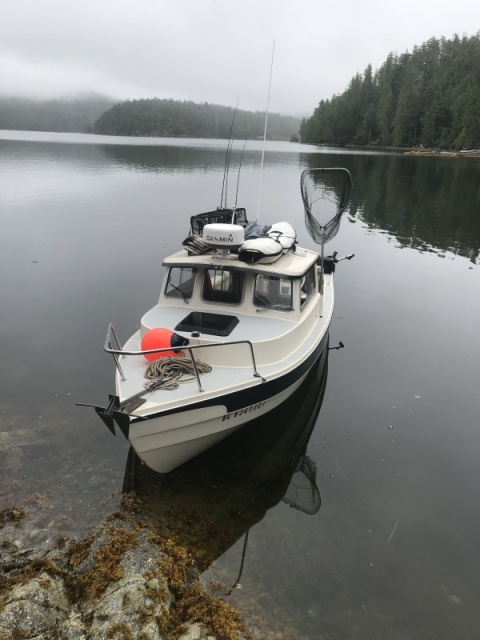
0 95 115 133
93 98 300 140
300 33 480 149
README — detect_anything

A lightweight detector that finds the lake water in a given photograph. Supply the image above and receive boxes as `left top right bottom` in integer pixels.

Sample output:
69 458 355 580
1 130 480 639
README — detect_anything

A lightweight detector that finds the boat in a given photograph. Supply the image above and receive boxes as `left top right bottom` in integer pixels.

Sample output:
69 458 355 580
79 167 353 473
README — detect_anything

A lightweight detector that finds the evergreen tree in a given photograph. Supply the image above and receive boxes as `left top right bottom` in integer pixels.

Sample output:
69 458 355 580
93 98 300 141
301 32 480 150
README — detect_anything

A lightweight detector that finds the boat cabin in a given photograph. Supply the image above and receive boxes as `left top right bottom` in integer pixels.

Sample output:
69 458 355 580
139 247 325 366
166 247 317 315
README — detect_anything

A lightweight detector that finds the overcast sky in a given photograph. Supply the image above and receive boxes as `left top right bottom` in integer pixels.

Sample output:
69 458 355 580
1 0 479 116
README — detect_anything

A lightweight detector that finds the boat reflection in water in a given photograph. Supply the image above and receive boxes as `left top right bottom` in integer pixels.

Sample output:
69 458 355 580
123 339 330 574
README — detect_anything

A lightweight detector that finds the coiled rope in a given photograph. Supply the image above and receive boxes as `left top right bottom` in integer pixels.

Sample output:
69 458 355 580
144 356 212 391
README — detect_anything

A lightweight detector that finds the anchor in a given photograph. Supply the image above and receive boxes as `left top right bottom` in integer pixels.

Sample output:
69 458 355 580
76 394 141 439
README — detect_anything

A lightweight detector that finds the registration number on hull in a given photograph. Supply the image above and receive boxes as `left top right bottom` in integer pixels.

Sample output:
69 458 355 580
221 401 266 422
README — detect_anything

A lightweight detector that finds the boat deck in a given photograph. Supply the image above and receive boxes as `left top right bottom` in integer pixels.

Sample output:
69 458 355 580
119 333 266 415
112 276 333 419
142 304 297 342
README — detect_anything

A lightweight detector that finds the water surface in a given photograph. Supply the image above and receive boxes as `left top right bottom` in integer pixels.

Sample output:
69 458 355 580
1 131 480 639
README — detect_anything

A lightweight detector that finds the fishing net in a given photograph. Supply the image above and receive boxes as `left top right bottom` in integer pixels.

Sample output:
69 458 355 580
190 207 248 235
300 168 353 245
282 455 321 515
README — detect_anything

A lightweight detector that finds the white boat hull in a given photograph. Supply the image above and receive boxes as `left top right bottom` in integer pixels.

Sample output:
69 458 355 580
129 366 312 473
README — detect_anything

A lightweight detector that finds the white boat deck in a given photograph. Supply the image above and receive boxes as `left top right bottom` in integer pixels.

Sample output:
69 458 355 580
142 304 297 342
116 296 331 417
119 334 266 414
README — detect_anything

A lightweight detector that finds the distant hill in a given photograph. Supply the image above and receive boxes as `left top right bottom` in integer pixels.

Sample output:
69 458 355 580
300 33 480 149
94 98 301 140
0 94 116 133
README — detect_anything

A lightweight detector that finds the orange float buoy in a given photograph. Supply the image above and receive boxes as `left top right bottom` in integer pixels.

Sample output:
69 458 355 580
141 328 189 361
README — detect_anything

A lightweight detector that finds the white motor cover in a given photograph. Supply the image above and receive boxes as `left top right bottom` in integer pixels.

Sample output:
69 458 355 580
202 223 245 248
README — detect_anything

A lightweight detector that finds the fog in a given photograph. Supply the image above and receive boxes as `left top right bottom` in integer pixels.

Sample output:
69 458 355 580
1 0 479 115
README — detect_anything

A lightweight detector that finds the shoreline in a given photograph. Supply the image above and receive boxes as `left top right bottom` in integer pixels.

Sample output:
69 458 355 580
341 143 480 158
0 498 251 640
402 148 480 158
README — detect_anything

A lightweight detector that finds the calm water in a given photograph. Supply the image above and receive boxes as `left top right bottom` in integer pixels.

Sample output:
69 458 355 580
1 130 480 639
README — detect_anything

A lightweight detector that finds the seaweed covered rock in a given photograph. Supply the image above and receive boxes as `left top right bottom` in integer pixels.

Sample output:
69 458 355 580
0 571 70 639
0 511 249 640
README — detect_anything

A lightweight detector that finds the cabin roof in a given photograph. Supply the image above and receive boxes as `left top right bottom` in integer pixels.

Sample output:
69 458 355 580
163 247 319 277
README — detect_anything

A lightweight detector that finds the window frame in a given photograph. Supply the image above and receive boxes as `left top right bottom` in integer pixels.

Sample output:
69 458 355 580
202 267 245 305
164 267 197 301
300 265 317 310
253 273 294 312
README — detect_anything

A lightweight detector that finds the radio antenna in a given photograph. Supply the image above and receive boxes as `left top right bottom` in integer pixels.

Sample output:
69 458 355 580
220 98 239 210
234 138 248 209
255 40 275 222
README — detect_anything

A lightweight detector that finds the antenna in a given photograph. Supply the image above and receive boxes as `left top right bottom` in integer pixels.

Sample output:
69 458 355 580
220 98 239 210
234 138 248 209
256 40 276 222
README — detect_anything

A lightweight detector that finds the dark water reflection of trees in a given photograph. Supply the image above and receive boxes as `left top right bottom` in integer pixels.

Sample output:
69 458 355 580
305 152 480 263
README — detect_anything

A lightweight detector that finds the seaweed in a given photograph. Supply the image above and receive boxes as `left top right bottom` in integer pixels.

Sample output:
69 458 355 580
0 506 28 528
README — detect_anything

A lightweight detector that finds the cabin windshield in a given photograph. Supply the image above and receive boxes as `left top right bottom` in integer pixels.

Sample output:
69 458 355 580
202 268 244 304
165 267 196 301
253 274 293 311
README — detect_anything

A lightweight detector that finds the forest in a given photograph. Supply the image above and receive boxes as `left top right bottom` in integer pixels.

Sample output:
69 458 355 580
300 33 480 149
0 94 115 133
93 99 300 140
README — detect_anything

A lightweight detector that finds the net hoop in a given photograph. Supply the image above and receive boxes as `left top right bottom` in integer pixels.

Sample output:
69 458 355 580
300 167 353 245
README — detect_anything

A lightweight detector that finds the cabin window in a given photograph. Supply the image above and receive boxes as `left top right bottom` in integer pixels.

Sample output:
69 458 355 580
165 267 196 301
300 266 317 310
253 274 293 311
202 268 244 304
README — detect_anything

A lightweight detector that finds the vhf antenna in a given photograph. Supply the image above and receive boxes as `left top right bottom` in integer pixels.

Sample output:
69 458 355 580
220 98 239 211
255 40 276 222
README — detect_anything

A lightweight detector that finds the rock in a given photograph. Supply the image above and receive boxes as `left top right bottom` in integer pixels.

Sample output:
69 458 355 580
178 622 216 640
0 516 248 640
0 572 70 639
88 561 169 640
146 578 160 591
59 606 87 639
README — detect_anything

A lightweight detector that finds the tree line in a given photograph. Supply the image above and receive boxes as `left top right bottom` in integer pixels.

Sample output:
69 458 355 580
0 95 115 133
300 33 480 149
93 98 300 140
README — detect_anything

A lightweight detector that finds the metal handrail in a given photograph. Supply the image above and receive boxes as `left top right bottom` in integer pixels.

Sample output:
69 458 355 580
104 323 265 392
106 324 127 381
